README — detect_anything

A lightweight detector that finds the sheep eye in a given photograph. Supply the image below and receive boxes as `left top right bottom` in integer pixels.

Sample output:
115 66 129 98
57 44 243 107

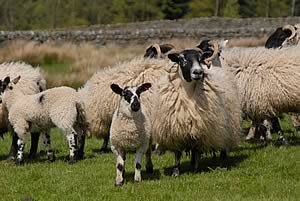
9 86 13 90
123 90 133 103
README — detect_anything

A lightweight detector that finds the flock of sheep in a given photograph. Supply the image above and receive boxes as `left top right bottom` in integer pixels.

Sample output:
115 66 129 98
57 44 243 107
0 23 299 186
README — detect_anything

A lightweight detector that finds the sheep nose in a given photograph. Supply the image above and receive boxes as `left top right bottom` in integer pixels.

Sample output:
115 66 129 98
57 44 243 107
192 69 204 80
131 101 140 112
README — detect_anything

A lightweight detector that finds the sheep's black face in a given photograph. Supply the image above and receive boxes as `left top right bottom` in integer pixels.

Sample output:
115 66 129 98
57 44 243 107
265 27 293 48
168 49 205 82
111 83 151 113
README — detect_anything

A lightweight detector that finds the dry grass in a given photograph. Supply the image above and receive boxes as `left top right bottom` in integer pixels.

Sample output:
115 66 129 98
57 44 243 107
0 37 266 88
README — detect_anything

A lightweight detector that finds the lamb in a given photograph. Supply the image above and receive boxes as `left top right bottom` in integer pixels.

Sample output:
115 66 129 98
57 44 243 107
110 83 153 186
78 52 175 154
151 48 242 176
198 41 300 142
0 76 86 165
0 62 46 160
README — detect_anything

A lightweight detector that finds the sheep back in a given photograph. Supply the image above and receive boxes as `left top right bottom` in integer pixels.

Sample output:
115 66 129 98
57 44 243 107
222 46 300 120
79 57 173 138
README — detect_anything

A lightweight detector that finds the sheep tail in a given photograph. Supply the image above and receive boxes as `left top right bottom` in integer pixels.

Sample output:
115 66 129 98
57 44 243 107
75 102 88 136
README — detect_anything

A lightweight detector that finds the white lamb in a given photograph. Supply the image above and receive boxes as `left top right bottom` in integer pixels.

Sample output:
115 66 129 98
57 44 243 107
110 83 152 186
0 76 86 165
0 62 46 160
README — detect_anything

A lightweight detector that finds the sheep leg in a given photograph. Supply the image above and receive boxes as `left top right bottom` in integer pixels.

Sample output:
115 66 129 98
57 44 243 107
42 131 55 162
112 146 125 186
145 147 153 173
16 138 26 165
28 132 40 159
134 149 143 183
77 133 86 160
289 113 300 132
6 132 18 161
66 130 78 164
172 151 182 177
99 136 110 154
246 125 256 140
191 149 201 172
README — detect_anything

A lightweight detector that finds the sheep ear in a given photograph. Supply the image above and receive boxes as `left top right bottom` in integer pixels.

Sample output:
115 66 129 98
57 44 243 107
168 52 181 63
12 76 21 84
144 45 159 58
136 83 151 95
3 76 10 85
111 84 123 96
159 44 175 54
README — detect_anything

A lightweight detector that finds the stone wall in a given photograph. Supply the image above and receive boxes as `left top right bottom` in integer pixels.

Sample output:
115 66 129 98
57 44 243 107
1 17 300 45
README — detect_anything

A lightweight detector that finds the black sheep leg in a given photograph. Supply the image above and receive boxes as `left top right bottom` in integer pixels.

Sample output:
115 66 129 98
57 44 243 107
6 132 18 161
28 132 40 159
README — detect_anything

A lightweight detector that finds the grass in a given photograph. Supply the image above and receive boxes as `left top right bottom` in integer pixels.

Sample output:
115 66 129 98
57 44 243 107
0 126 299 201
0 39 298 200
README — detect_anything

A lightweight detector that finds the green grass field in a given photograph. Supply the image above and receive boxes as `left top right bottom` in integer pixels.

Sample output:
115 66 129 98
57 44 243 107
0 121 299 201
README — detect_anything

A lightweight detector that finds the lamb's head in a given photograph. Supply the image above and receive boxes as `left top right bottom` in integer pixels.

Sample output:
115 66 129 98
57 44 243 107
111 83 151 112
0 76 21 103
144 43 175 59
168 49 210 82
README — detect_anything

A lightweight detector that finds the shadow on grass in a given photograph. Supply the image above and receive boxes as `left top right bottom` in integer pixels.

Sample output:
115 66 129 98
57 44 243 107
163 154 249 176
91 148 112 154
124 169 161 184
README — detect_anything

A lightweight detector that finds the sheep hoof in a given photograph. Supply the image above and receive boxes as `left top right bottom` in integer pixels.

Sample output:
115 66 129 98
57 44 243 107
172 168 180 177
28 153 38 160
68 156 78 164
77 152 85 160
220 149 227 160
6 155 15 161
48 154 56 162
98 148 110 154
146 165 153 173
115 181 124 187
15 159 24 166
277 136 289 146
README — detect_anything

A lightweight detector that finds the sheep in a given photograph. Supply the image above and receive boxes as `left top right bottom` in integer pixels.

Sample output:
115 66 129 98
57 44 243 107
110 82 153 186
265 24 300 49
0 76 86 165
144 43 175 59
151 48 242 176
0 62 46 160
78 52 175 154
198 41 300 143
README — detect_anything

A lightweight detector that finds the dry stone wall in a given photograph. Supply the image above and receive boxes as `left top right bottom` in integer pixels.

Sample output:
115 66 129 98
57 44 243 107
1 17 300 45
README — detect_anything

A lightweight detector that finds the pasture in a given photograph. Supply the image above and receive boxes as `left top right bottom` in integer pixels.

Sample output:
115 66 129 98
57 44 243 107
0 39 299 201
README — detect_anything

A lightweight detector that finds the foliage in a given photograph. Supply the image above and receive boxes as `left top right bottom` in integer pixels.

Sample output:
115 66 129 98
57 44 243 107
0 0 299 30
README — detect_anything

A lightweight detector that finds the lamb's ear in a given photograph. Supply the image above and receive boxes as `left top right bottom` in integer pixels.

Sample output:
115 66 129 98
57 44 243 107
2 76 10 91
168 52 181 63
12 75 21 84
110 84 123 96
136 83 151 95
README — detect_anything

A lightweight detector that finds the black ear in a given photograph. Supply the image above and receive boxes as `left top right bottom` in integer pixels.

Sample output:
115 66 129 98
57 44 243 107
136 83 151 96
2 76 10 91
111 84 123 96
12 75 21 84
168 53 181 63
144 46 158 58
160 44 175 54
197 39 211 52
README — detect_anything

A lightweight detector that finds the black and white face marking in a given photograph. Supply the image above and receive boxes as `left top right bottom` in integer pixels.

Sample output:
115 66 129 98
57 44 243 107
168 49 205 82
111 83 151 112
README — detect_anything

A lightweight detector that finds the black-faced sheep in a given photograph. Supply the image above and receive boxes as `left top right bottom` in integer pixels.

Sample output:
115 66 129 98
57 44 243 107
151 48 241 176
